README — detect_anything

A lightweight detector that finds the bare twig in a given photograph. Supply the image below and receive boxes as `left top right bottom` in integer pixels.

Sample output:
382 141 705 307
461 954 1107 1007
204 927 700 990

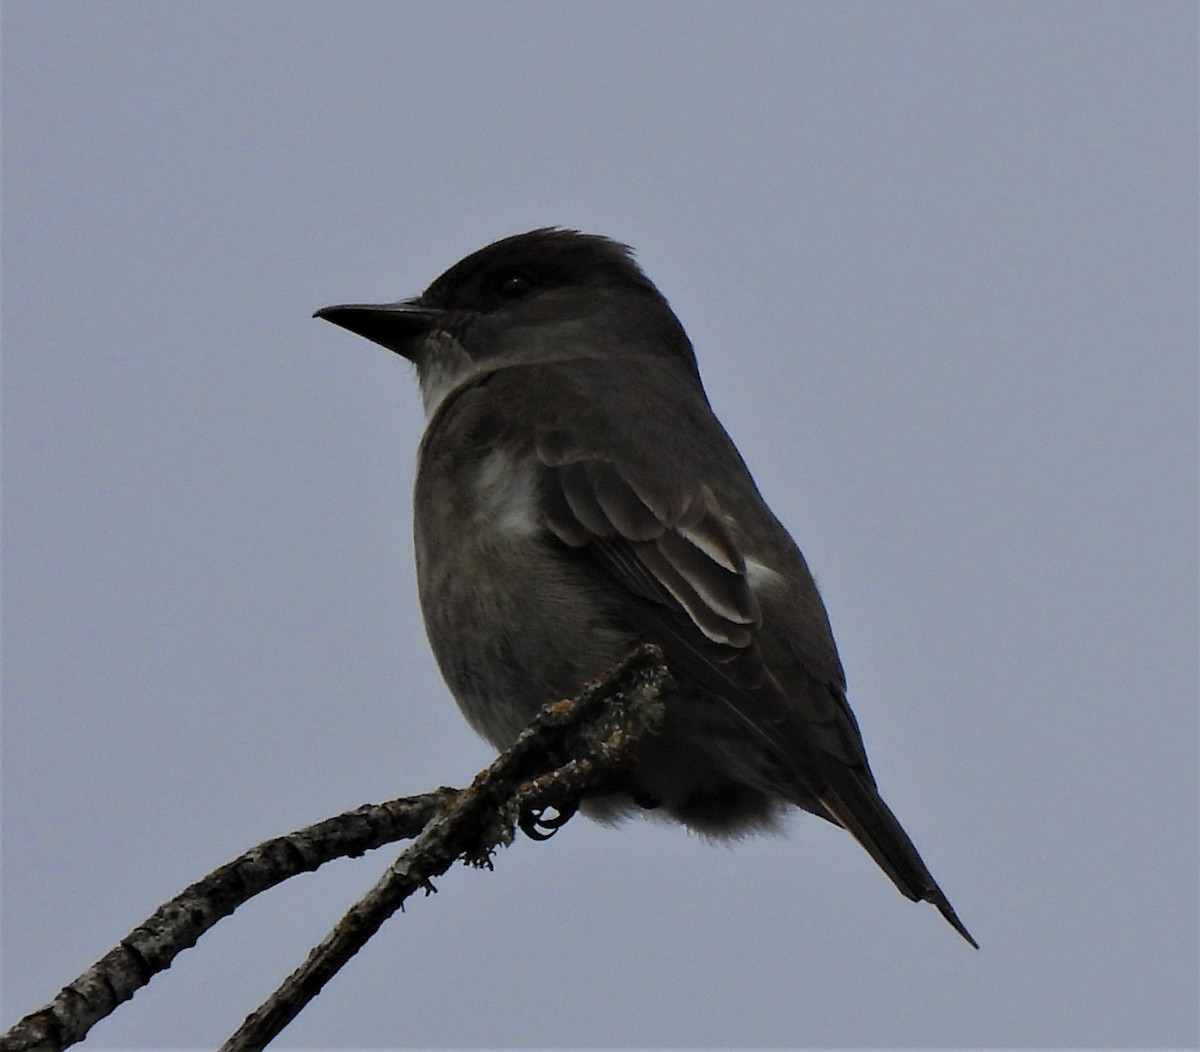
2 645 671 1052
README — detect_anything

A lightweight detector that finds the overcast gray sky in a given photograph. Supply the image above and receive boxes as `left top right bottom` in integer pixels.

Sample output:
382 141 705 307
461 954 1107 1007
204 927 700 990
4 2 1197 1048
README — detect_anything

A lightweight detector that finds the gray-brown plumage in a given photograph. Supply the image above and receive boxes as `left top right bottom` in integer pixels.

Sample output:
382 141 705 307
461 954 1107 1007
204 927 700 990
316 228 977 947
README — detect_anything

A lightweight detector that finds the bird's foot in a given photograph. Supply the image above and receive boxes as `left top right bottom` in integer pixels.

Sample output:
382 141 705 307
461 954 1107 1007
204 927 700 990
519 803 578 840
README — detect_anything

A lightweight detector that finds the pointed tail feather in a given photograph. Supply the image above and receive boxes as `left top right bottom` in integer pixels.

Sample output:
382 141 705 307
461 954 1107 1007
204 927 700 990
816 775 979 948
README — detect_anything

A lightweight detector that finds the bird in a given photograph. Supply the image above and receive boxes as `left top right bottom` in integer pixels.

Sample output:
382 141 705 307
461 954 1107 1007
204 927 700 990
315 228 976 947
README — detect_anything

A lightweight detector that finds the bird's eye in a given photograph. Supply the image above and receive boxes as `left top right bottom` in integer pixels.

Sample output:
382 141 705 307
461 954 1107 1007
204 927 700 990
494 271 535 300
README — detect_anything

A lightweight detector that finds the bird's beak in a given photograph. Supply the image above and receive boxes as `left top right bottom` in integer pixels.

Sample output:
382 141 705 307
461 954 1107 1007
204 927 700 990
314 299 445 361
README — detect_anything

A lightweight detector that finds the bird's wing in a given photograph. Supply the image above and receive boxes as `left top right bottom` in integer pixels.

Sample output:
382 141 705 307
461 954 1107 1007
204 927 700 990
537 430 974 944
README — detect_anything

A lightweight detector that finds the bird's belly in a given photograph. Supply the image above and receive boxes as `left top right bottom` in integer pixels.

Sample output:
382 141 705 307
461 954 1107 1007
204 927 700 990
417 527 636 749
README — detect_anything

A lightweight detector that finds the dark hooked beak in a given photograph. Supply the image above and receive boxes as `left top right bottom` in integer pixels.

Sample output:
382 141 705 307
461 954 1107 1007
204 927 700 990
313 299 445 361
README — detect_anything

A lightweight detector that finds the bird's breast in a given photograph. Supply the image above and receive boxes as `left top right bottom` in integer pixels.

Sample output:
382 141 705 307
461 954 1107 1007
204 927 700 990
413 445 635 747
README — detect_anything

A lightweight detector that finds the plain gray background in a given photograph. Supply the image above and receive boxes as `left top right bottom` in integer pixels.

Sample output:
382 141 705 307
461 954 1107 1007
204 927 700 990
4 2 1197 1048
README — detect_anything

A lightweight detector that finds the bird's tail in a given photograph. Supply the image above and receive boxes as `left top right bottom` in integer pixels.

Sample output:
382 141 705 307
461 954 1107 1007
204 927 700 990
816 773 978 948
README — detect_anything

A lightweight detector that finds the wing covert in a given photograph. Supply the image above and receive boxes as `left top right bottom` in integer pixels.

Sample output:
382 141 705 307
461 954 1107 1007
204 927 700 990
537 439 760 651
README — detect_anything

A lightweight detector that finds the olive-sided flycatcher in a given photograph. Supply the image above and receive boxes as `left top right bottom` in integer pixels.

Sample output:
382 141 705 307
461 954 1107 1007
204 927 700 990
316 228 976 946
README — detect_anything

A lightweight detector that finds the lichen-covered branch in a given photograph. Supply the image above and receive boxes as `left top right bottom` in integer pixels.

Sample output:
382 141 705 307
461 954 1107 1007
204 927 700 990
0 793 452 1052
220 644 669 1051
1 645 670 1052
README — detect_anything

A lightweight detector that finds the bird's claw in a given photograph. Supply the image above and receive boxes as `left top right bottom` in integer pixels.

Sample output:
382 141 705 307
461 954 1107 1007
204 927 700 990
519 803 577 840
